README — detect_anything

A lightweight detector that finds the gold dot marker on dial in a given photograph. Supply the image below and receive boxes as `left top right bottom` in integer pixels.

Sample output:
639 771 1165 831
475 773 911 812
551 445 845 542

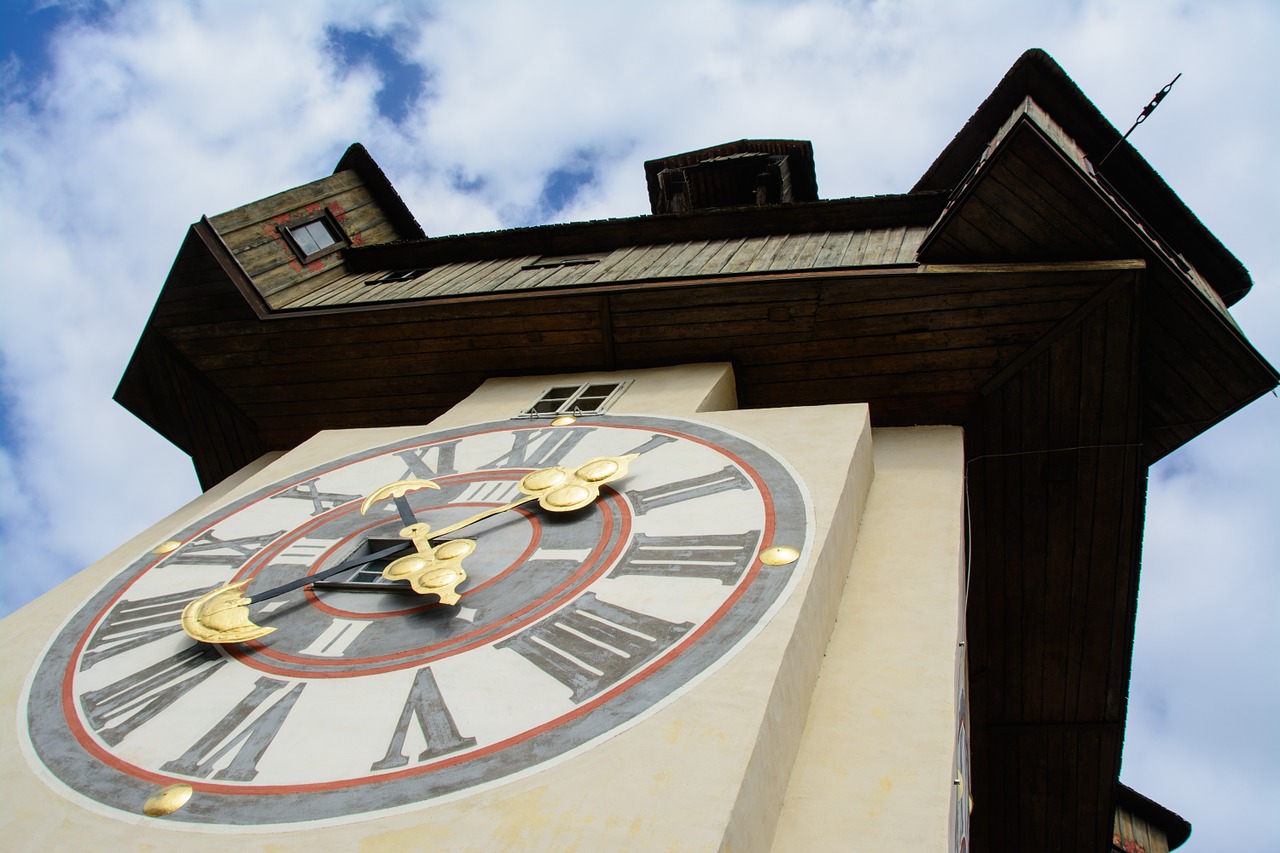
550 415 577 426
151 540 182 555
760 545 800 566
142 783 193 816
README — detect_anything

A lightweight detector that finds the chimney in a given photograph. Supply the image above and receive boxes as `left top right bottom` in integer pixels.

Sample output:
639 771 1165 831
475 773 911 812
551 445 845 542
644 139 818 215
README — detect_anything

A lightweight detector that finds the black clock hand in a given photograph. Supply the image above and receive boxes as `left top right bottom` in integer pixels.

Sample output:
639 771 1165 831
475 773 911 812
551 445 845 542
392 494 418 528
247 540 414 603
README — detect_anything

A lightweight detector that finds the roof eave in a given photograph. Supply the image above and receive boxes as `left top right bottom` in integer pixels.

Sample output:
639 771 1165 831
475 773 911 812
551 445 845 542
913 48 1252 306
345 190 950 272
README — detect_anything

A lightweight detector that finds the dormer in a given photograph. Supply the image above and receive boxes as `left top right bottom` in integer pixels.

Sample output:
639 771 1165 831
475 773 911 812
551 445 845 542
202 143 424 310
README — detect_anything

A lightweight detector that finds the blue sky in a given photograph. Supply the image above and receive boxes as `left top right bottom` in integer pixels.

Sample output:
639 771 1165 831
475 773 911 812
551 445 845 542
327 25 426 126
1 1 1277 849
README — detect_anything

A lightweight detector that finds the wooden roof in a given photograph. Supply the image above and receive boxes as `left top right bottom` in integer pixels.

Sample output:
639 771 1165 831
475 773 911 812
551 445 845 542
273 226 928 310
115 50 1275 853
916 48 1251 308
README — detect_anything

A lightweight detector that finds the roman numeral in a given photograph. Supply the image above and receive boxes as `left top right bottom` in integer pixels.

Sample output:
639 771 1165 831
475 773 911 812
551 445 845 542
495 593 693 703
160 676 305 781
79 586 218 671
370 668 477 771
270 477 362 515
620 432 678 458
624 465 752 515
271 536 338 568
609 531 761 584
299 618 371 657
395 441 461 480
80 646 226 746
481 426 595 469
161 530 283 568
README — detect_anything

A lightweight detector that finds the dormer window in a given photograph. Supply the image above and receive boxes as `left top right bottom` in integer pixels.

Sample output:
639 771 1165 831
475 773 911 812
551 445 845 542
280 210 348 263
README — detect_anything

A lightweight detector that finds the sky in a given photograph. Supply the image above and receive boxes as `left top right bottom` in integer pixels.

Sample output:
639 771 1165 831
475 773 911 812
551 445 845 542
0 0 1276 848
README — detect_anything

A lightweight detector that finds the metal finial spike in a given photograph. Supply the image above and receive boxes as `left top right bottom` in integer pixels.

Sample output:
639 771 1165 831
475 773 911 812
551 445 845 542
1097 72 1182 168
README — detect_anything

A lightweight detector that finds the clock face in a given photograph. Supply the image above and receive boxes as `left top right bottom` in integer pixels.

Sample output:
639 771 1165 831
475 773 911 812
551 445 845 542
22 416 809 828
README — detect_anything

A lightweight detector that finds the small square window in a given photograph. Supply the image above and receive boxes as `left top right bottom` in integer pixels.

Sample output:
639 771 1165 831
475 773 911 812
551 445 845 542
365 268 432 285
279 210 349 263
516 381 631 418
521 253 606 271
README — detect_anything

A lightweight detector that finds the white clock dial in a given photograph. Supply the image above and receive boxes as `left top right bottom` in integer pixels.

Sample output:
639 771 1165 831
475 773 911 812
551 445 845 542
22 416 810 827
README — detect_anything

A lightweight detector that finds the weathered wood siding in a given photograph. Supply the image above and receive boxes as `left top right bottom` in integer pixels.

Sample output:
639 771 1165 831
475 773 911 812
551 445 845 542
207 169 408 311
1112 806 1173 853
274 225 929 310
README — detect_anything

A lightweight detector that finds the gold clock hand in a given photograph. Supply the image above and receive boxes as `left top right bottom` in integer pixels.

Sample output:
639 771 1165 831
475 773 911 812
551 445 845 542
360 478 441 528
380 525 476 604
181 480 447 645
424 454 639 541
425 494 538 540
369 454 638 598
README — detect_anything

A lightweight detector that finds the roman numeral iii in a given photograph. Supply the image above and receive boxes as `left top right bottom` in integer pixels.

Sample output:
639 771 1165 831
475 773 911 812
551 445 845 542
495 593 693 703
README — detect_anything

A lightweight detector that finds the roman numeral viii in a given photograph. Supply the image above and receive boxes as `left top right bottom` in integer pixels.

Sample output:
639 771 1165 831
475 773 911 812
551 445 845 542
495 593 693 703
79 585 218 671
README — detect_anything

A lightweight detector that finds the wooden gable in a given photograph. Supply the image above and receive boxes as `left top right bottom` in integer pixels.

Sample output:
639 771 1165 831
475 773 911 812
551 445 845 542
204 143 426 312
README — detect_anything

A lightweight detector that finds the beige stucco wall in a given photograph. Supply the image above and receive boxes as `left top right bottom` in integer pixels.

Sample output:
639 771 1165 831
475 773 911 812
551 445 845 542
2 365 964 851
428 361 740 429
772 426 967 851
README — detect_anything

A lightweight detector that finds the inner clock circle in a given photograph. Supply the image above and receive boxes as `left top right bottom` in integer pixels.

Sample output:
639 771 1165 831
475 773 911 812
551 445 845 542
303 502 541 619
225 477 633 678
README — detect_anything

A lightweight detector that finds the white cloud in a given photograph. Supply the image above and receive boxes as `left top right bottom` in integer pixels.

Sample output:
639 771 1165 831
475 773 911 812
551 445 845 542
1 1 1276 848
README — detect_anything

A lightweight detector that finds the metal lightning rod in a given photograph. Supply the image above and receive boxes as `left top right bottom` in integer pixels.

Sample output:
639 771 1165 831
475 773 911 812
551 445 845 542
1097 72 1182 168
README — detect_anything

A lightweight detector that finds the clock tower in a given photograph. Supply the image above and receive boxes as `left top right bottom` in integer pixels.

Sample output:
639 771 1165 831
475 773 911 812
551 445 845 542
3 50 1269 851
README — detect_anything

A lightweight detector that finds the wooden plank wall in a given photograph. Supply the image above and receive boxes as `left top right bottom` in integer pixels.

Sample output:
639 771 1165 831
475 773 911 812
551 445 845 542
965 274 1144 853
115 328 268 489
1113 807 1172 853
116 228 270 487
610 267 1122 424
154 265 1132 462
1142 265 1279 462
163 295 611 450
